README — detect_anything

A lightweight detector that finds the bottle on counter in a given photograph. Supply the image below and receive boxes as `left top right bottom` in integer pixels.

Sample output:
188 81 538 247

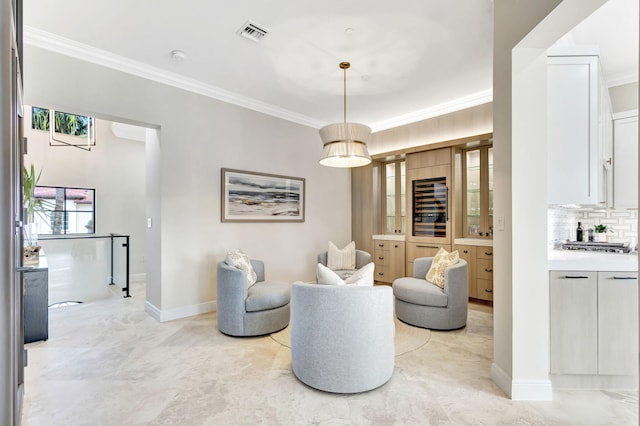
576 222 584 242
588 227 595 242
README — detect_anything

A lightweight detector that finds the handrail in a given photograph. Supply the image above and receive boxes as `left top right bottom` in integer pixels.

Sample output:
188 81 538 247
38 233 130 298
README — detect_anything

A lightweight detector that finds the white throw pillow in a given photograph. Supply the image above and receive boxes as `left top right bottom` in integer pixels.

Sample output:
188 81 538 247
316 262 374 287
327 241 356 270
225 250 257 288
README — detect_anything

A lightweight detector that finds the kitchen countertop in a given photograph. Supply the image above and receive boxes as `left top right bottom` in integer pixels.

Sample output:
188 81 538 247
454 238 493 247
548 250 638 272
372 234 406 241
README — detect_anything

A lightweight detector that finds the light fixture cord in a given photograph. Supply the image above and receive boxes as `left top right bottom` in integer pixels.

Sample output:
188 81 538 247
343 66 347 124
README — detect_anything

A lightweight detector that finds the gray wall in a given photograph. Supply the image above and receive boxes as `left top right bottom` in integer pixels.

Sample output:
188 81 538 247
23 45 352 319
610 82 639 113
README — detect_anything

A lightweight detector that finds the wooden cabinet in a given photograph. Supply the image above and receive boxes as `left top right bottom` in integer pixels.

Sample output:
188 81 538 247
454 244 493 301
372 238 405 284
613 115 638 209
550 270 638 384
547 55 612 206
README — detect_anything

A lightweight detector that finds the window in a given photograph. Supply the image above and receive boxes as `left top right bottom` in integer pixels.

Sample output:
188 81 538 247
32 186 95 235
462 146 493 238
31 106 95 150
383 160 406 234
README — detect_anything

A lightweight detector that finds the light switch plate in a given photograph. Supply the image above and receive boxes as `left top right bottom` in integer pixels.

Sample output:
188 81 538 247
496 215 505 231
147 217 152 228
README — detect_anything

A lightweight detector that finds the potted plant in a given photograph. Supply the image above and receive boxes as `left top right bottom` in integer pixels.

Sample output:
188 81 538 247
594 224 611 242
23 164 43 264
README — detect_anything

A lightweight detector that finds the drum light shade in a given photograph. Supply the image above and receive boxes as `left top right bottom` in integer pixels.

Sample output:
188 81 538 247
319 62 372 168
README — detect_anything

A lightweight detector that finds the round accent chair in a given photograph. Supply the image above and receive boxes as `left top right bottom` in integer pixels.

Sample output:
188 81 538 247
290 282 395 393
393 257 468 330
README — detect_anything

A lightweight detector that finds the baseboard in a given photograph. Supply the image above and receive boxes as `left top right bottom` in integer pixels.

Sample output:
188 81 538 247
129 273 146 283
491 363 512 398
511 379 553 400
145 300 216 322
491 363 553 400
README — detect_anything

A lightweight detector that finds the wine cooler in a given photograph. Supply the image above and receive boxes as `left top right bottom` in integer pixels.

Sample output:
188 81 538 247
412 176 448 237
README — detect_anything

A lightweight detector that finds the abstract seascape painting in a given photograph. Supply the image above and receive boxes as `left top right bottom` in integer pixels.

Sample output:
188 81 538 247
221 169 305 222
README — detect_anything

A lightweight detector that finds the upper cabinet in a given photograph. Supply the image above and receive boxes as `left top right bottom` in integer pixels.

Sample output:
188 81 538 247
462 146 493 238
613 114 638 209
383 160 406 234
547 55 613 206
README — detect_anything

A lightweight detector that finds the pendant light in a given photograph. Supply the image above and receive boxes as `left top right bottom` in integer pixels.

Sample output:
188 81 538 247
319 62 372 168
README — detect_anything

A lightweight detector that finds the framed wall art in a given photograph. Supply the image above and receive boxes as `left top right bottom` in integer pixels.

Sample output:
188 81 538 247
221 168 305 222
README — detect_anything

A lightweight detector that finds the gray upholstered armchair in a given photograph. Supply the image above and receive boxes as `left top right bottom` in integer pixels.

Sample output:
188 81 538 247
216 259 290 337
392 257 468 330
317 250 372 279
290 282 395 393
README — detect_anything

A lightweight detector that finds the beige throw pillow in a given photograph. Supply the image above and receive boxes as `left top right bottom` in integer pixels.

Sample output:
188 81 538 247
316 262 374 286
225 250 257 288
327 241 356 270
425 247 459 289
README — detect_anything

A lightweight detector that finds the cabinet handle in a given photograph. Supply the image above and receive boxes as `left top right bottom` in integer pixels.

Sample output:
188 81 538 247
485 289 493 293
378 272 384 276
484 268 493 273
484 251 493 256
378 244 384 247
563 275 589 279
394 244 399 248
378 257 384 260
416 245 438 249
463 250 469 254
613 276 637 280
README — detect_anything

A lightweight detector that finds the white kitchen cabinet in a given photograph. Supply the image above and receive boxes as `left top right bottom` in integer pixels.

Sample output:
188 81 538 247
547 55 612 206
613 114 638 209
550 269 638 387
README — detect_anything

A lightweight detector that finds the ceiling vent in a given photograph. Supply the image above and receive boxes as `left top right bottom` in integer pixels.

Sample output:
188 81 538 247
238 21 269 43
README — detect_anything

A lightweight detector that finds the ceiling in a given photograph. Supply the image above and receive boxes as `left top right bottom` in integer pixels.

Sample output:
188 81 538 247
23 0 637 132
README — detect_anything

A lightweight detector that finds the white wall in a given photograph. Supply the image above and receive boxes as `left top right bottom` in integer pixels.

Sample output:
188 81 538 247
23 46 352 320
23 112 147 276
609 82 639 113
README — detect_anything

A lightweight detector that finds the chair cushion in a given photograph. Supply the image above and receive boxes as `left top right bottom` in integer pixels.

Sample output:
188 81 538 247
425 248 459 288
245 280 290 312
393 277 448 307
327 241 356 270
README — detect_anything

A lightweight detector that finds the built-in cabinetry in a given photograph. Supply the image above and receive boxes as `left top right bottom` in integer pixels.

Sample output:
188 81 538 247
455 243 493 301
613 114 638 209
405 148 452 274
372 237 405 284
550 270 638 388
547 54 612 206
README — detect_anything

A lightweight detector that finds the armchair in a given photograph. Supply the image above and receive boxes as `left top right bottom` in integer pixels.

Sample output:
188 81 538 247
392 257 468 330
216 259 290 337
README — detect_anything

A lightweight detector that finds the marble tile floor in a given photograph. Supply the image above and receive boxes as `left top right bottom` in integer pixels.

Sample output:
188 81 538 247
21 283 638 425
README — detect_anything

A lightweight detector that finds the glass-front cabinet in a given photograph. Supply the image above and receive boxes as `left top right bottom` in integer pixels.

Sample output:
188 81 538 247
463 146 493 238
384 160 406 234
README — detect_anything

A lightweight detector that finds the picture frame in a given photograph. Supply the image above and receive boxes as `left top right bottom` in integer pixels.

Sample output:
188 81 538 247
221 168 305 223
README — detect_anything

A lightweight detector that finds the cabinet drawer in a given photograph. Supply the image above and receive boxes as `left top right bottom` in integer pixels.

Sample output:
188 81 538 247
374 249 390 266
406 243 450 262
477 248 494 260
477 279 493 301
375 265 392 283
477 259 493 280
374 240 391 250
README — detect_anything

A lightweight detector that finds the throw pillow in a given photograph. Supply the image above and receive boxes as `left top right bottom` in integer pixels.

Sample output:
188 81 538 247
425 247 460 289
316 262 374 287
327 241 356 270
225 250 257 288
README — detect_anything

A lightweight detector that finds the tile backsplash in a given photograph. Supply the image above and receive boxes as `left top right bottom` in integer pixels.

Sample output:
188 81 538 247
548 206 638 250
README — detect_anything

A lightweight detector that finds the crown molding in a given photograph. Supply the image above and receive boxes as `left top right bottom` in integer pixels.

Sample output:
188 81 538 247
24 26 495 133
23 26 325 129
370 89 493 133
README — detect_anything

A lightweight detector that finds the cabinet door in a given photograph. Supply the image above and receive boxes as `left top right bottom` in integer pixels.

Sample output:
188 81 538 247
613 116 638 209
454 245 476 298
597 271 639 375
549 271 598 374
388 241 406 282
548 56 603 205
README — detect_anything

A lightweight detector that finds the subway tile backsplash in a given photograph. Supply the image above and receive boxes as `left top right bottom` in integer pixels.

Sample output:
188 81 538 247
548 207 638 250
